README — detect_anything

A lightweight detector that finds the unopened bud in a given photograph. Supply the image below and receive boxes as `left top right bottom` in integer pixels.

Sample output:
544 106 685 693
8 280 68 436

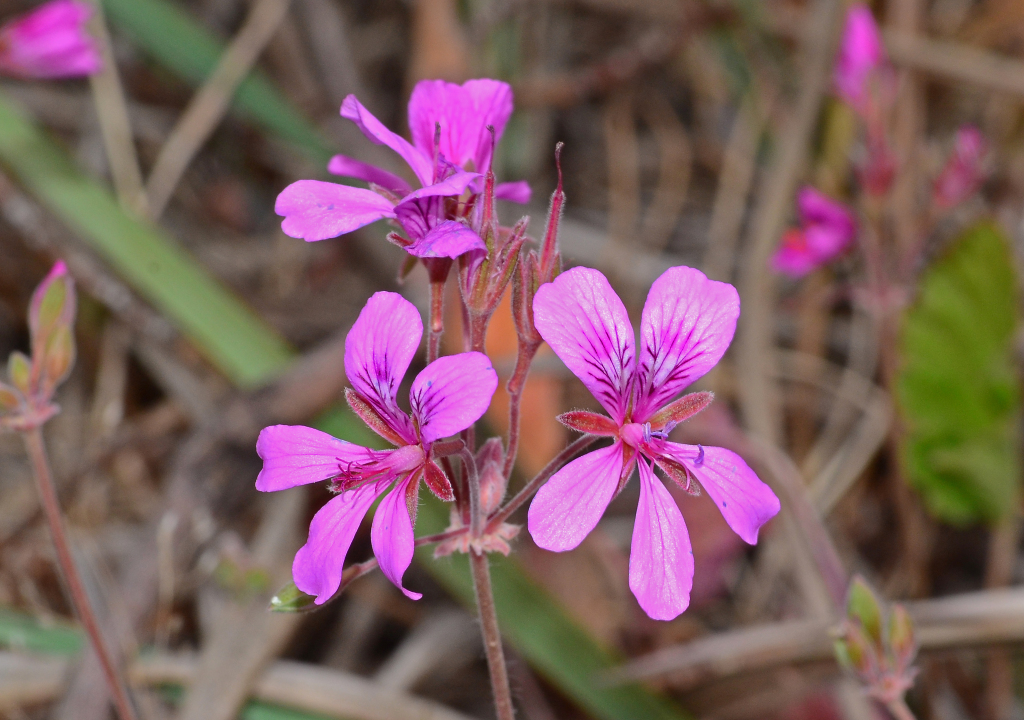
269 580 317 613
888 604 916 671
43 324 75 391
840 622 878 679
847 576 884 647
29 261 75 362
0 382 21 411
476 438 507 515
8 351 30 395
933 125 986 210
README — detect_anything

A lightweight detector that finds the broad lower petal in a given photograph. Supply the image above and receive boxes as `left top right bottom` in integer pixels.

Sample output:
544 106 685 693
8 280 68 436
292 485 382 604
630 459 694 621
533 267 636 423
495 180 532 204
344 292 422 442
410 352 498 442
666 443 780 545
405 220 486 259
371 476 421 599
341 94 433 187
528 441 624 552
394 172 481 241
633 266 739 422
327 154 412 196
256 425 370 492
275 180 396 242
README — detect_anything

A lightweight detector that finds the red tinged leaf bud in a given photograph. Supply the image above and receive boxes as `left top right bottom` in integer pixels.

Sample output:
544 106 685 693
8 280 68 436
8 351 30 395
846 576 884 649
887 604 916 672
648 391 714 430
475 438 507 516
0 382 21 411
557 410 619 436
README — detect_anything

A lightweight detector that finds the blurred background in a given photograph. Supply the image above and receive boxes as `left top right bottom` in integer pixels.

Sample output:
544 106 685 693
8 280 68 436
2 0 1024 718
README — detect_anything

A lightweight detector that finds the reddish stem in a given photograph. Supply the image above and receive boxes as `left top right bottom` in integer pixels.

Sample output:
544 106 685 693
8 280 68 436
428 280 445 364
487 434 598 532
470 549 516 720
503 340 540 478
23 428 139 720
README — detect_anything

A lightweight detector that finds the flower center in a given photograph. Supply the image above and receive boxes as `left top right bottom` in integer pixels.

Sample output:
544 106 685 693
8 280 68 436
333 444 425 492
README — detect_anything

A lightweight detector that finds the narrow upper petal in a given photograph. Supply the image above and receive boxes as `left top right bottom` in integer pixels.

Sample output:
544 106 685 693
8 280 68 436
327 154 412 196
410 352 498 442
371 475 421 600
404 220 486 259
344 292 422 443
292 485 382 603
665 443 780 545
275 180 396 242
256 425 371 492
407 79 513 172
533 267 636 423
528 441 625 552
495 180 532 204
634 267 739 422
341 95 433 187
629 459 694 621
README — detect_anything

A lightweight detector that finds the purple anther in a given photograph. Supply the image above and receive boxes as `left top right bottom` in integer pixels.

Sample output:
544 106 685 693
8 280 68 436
695 444 705 467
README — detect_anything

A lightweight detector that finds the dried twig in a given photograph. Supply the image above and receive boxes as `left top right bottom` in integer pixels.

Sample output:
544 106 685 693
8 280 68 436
146 0 293 219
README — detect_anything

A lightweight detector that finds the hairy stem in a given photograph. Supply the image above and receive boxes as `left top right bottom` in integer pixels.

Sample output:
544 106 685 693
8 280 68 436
885 698 917 720
461 447 482 538
503 341 539 479
23 428 139 720
487 435 598 532
428 280 445 364
470 549 516 720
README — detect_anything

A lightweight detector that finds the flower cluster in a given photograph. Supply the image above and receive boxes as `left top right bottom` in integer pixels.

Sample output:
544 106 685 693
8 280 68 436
0 0 100 79
258 79 780 621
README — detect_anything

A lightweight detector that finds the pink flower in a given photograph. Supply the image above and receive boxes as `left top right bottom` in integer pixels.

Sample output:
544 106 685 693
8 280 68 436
0 0 100 79
528 266 780 620
933 125 987 210
256 292 498 603
275 79 530 257
833 5 893 119
772 187 857 278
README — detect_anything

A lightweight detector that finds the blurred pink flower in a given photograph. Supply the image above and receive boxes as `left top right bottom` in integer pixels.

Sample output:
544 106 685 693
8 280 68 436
276 79 530 255
833 5 893 118
933 125 987 210
256 292 498 603
772 187 857 278
0 0 100 79
527 266 779 621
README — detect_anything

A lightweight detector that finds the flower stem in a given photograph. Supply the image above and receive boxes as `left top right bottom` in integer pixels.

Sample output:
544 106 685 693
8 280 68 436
885 698 917 720
428 280 445 364
487 435 598 532
470 549 516 720
22 427 139 720
503 341 539 479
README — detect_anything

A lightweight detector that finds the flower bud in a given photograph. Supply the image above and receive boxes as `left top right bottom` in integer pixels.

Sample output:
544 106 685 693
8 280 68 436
476 438 507 516
0 382 21 411
887 604 916 672
8 351 30 395
43 324 75 393
29 261 75 362
847 576 884 647
933 125 986 211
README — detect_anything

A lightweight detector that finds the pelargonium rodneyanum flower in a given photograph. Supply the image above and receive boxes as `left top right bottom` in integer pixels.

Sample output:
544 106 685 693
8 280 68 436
933 125 987 211
833 4 893 120
275 79 530 259
256 292 498 602
0 0 100 79
528 266 780 620
772 187 857 278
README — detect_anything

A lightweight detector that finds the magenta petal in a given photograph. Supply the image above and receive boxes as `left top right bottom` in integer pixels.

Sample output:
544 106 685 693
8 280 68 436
833 5 888 112
275 180 396 242
327 154 412 196
405 221 486 259
407 79 513 172
494 180 532 204
293 485 382 604
629 459 693 621
772 241 819 278
528 441 625 552
256 425 370 492
0 0 100 79
341 95 433 187
533 267 636 424
344 292 421 443
402 171 481 202
668 443 780 545
633 266 739 422
394 171 482 241
798 187 856 238
371 476 421 600
410 352 498 442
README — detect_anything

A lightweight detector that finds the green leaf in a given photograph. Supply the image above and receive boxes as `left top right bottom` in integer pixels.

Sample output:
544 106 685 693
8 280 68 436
897 222 1022 525
0 609 84 655
101 0 333 168
0 93 294 388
